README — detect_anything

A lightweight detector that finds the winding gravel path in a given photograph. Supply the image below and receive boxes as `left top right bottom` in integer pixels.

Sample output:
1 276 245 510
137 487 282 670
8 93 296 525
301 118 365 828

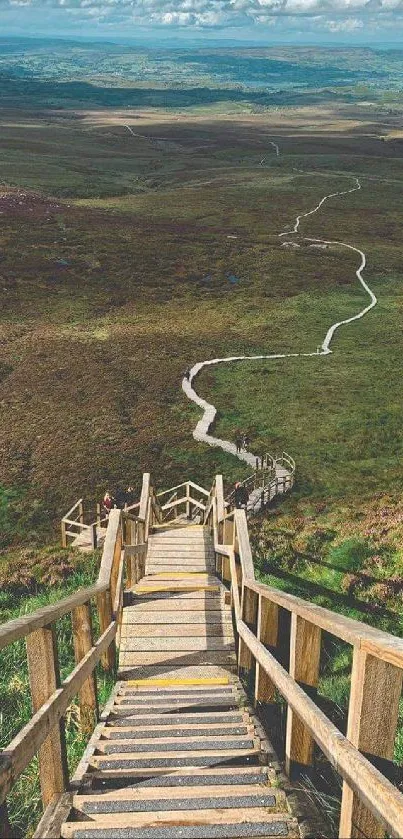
182 143 377 470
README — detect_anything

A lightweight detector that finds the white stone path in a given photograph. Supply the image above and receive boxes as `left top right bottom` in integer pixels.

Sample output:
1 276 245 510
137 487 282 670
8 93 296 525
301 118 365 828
182 141 377 477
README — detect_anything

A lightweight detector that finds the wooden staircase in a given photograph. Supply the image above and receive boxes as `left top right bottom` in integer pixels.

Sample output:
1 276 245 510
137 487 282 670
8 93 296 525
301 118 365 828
60 522 298 838
2 474 403 839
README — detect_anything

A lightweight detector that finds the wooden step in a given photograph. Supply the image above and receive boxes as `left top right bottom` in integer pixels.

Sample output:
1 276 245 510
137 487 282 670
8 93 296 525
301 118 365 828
90 746 260 768
96 736 256 754
119 652 237 666
121 639 235 652
62 811 295 836
125 600 224 611
86 766 272 787
104 724 252 738
108 711 247 726
73 788 279 814
122 612 231 624
121 625 233 637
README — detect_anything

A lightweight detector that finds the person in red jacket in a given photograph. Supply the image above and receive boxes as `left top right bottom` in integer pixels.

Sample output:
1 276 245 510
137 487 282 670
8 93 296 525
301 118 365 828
102 490 114 517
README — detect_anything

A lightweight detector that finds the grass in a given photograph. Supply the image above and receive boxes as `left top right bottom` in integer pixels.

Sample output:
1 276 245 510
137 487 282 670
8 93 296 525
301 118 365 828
0 557 114 838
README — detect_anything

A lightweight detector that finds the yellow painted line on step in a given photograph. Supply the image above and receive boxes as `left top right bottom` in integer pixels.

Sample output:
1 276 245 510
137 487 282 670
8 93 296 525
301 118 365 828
135 585 219 593
125 677 230 687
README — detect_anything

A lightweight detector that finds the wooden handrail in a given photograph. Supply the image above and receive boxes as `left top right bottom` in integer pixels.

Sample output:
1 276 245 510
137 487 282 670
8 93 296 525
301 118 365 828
208 474 403 839
0 582 107 650
237 619 403 839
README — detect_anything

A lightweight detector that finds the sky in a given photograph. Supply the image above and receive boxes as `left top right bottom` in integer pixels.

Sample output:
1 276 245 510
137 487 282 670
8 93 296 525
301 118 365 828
2 0 403 45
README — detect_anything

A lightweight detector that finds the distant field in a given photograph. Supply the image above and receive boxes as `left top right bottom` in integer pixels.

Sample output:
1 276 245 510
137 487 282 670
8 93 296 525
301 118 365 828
0 104 402 542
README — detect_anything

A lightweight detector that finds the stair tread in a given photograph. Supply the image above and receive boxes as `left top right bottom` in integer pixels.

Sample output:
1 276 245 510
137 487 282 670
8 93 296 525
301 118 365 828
62 810 294 832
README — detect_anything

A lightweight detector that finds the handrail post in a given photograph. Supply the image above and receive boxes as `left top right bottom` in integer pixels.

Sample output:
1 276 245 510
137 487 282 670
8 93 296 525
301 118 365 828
255 594 279 706
26 624 69 808
96 589 115 672
285 614 321 778
61 519 67 548
339 648 403 838
79 500 84 525
238 584 258 677
72 603 99 735
186 482 191 519
91 522 97 550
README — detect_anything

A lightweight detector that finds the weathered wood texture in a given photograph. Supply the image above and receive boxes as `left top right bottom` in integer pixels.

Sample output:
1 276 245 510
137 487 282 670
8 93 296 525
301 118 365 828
72 604 99 735
339 648 403 839
26 625 69 807
286 615 321 776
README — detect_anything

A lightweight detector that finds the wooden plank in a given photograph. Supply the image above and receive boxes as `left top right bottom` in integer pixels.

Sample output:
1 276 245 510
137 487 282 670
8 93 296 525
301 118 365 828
120 651 237 665
90 746 258 766
26 625 69 809
33 792 73 839
73 782 273 807
255 595 279 705
122 612 230 624
285 615 321 776
125 602 223 612
96 589 115 672
234 510 255 581
339 648 403 839
0 623 116 805
121 638 235 651
61 810 293 835
238 587 258 674
72 603 99 736
121 625 233 638
0 583 106 650
237 619 403 839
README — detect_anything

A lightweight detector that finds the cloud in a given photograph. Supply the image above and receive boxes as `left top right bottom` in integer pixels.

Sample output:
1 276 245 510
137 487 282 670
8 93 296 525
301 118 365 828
2 0 403 32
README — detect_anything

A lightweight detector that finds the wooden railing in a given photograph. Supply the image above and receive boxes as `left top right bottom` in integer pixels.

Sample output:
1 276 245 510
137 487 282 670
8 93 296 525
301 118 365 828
225 450 296 513
61 498 106 550
206 474 403 839
157 480 209 523
0 473 159 837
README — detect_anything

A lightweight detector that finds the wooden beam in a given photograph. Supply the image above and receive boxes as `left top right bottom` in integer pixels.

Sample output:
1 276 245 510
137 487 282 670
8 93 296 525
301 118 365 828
72 604 99 736
0 583 106 651
234 510 255 581
96 590 115 672
339 648 403 839
238 586 258 674
286 614 321 777
255 594 279 705
26 625 69 809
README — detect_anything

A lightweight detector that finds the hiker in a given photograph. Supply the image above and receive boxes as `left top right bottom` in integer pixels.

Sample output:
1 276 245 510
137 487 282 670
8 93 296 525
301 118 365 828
115 486 127 510
235 432 243 453
184 366 191 381
234 482 249 510
102 490 114 517
242 433 250 452
126 485 135 508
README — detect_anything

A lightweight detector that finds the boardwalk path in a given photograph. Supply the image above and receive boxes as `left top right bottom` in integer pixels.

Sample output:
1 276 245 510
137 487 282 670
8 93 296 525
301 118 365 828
182 142 377 469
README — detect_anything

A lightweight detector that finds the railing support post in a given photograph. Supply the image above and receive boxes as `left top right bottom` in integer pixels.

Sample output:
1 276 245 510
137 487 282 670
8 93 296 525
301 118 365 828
61 520 67 548
255 595 279 706
238 586 258 675
339 648 403 839
0 802 12 838
96 590 115 672
79 501 84 525
285 614 321 778
26 625 69 808
72 603 99 736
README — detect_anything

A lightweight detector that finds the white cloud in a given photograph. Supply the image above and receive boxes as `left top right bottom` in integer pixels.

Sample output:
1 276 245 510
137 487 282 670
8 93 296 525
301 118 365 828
3 0 403 31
